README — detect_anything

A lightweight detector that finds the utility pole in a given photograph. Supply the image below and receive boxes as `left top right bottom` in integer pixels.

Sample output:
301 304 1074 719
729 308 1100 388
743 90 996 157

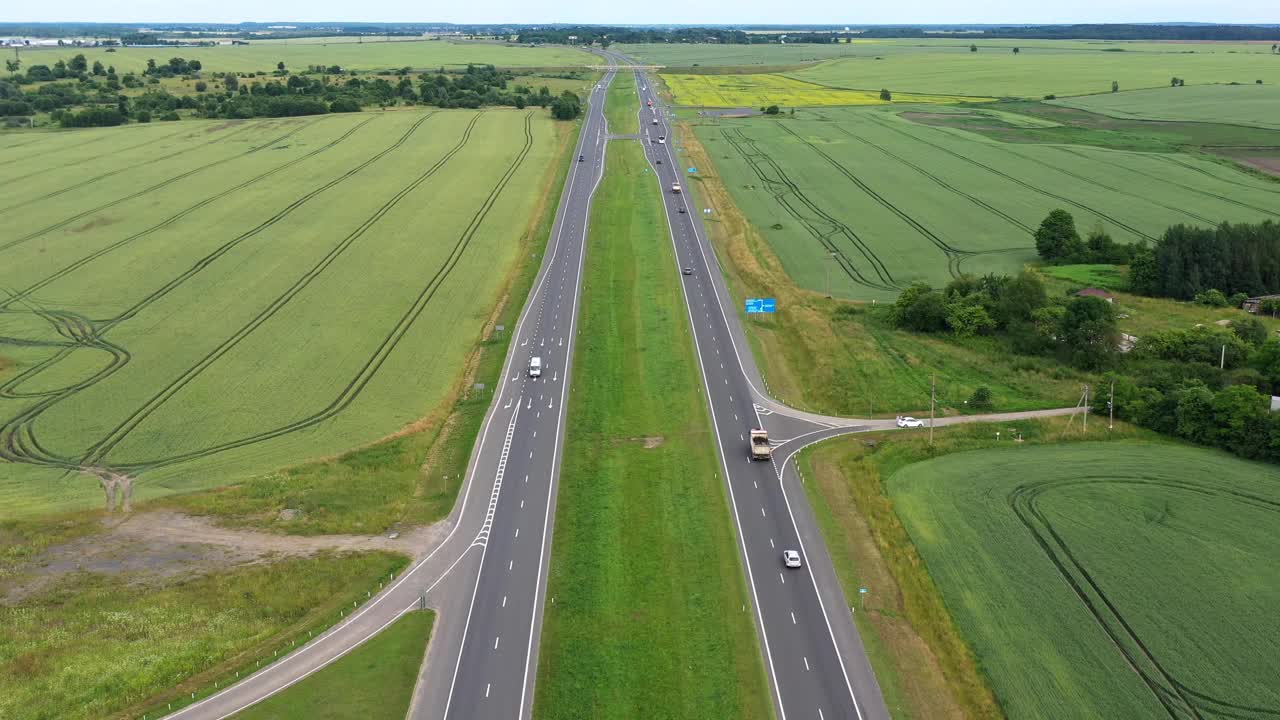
1108 380 1115 431
929 373 936 446
1220 344 1226 370
1082 384 1089 432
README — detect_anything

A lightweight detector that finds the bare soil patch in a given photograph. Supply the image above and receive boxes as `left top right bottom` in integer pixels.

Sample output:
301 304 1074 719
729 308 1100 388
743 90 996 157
2 511 444 606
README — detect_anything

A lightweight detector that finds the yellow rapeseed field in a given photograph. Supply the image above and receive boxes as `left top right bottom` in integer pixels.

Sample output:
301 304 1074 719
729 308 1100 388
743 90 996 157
663 73 989 107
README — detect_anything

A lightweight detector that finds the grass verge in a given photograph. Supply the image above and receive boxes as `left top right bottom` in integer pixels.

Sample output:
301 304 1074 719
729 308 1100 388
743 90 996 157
794 416 1157 720
159 114 584 535
675 119 1084 416
0 551 407 720
604 71 637 135
232 610 434 720
533 135 770 718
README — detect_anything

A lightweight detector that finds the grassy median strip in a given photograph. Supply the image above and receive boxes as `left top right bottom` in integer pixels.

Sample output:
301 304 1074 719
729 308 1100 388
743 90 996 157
533 137 770 717
231 610 433 720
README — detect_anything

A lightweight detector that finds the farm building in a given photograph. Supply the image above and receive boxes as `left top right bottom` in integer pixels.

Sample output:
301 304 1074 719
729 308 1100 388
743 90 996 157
1243 295 1280 314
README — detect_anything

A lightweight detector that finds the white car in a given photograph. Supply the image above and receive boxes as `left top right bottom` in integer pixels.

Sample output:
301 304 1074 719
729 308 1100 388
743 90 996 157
782 550 802 569
896 416 924 428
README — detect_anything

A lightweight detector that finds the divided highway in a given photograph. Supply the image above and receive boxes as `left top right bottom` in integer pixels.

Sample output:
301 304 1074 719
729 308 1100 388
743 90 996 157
161 67 619 720
625 64 893 720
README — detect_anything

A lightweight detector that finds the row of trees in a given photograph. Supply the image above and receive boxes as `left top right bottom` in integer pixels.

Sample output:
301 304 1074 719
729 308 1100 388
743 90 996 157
2 62 585 125
1033 209 1280 303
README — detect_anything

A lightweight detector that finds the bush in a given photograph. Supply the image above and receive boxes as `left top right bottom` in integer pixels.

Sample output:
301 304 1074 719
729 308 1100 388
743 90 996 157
0 99 33 116
1193 289 1229 307
329 97 361 113
968 386 994 409
59 107 126 128
135 110 151 123
160 110 180 121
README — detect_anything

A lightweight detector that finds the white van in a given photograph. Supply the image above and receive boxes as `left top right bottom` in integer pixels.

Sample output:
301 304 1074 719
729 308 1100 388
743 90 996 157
528 356 542 378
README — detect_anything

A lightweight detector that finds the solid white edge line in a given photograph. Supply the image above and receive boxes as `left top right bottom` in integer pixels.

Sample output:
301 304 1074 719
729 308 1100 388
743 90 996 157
166 77 608 720
636 70 788 720
517 66 618 720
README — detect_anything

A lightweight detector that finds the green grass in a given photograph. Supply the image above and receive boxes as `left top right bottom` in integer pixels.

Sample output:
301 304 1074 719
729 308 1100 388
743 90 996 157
0 109 566 518
676 119 1086 416
888 442 1280 719
1041 263 1130 290
787 44 1280 98
1049 83 1280 129
232 610 433 720
0 551 407 720
625 38 1280 71
603 70 637 134
12 40 589 76
533 135 769 718
692 106 1280 302
154 111 581 535
909 100 1280 153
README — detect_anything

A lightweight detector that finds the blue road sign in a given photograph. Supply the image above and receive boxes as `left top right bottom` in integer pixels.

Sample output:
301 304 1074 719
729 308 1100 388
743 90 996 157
687 167 697 173
762 298 776 312
745 298 777 314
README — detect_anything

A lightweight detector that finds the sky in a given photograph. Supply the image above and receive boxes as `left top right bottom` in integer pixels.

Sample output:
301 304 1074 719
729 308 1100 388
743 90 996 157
8 0 1279 26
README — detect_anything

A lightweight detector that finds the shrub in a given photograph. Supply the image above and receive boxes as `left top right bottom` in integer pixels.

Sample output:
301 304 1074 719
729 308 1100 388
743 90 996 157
968 386 994 409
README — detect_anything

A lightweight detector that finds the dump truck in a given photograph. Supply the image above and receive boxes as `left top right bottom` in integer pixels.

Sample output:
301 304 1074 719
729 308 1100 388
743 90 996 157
671 182 682 194
750 428 771 461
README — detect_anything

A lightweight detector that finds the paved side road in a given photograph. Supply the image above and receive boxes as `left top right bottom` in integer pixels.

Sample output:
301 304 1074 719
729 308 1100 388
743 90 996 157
160 68 620 720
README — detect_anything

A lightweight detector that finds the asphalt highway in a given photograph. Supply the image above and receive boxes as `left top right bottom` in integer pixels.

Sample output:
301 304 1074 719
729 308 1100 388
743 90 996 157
622 62 893 720
161 66 619 720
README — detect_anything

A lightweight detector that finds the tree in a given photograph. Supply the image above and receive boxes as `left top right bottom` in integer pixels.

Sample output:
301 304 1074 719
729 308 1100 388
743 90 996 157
970 44 978 52
1012 47 1020 54
5 58 19 73
1193 289 1228 307
1059 296 1118 369
1173 381 1216 444
1112 80 1119 93
1171 77 1180 87
69 54 88 73
879 88 891 101
550 90 581 120
1034 209 1083 262
92 60 105 76
763 104 780 115
223 73 238 92
194 81 207 92
277 61 286 71
329 97 361 112
1213 384 1269 458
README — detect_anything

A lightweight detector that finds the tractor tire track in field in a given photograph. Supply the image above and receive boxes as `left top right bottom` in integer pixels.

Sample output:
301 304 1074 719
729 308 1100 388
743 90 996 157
0 120 263 214
1158 155 1280 195
0 113 408 403
1009 476 1280 720
0 112 440 470
1052 146 1280 220
814 114 1035 235
107 112 538 472
865 113 1159 243
0 115 381 311
0 123 197 188
0 117 325 256
987 144 1221 227
720 126 898 292
776 121 1018 279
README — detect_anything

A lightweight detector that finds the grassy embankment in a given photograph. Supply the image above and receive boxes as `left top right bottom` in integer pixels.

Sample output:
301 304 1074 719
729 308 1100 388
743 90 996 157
672 115 1085 416
534 93 770 719
0 551 407 720
233 610 434 720
162 109 584 535
794 417 1155 720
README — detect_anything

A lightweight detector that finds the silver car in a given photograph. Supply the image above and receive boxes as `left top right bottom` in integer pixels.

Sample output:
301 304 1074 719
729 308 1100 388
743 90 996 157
783 550 802 568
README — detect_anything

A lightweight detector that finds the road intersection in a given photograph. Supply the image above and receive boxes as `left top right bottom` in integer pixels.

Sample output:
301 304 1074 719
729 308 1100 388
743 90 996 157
160 54 1075 720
